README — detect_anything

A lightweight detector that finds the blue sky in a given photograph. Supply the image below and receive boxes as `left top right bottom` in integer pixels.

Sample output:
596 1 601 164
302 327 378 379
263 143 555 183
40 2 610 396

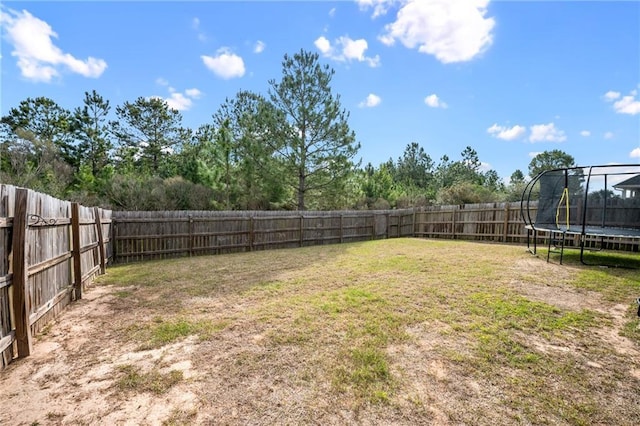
1 0 639 181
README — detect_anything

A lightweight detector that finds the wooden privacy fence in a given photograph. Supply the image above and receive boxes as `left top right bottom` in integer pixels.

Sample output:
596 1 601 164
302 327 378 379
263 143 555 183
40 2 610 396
112 202 534 263
415 202 532 243
112 201 640 264
0 185 112 368
112 209 415 263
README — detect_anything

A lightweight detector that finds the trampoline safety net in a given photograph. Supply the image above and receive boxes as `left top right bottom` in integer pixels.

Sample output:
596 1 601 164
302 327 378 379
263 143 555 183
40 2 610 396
520 164 640 265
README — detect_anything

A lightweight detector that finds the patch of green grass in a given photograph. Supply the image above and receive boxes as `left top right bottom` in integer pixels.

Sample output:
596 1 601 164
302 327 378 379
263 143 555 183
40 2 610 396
115 364 183 395
128 317 228 350
333 345 392 403
574 268 640 301
621 308 640 341
468 291 599 334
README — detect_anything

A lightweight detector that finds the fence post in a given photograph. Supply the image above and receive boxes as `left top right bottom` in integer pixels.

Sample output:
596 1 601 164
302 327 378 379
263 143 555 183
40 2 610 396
371 214 375 240
413 209 417 237
385 213 390 239
71 203 82 300
94 207 106 274
11 188 32 357
503 204 510 242
249 216 254 251
300 215 304 247
339 214 344 244
451 207 457 240
188 215 193 257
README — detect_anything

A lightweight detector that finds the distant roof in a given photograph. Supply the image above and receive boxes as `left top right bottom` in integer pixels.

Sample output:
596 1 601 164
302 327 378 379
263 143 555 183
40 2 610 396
614 174 640 189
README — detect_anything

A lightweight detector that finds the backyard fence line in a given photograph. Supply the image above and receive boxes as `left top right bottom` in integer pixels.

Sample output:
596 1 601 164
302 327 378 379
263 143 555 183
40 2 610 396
0 185 112 368
111 202 537 264
112 209 414 263
112 201 640 264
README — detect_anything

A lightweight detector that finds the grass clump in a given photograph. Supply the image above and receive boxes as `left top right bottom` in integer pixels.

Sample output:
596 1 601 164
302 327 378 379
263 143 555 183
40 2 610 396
333 345 393 403
128 317 228 350
115 364 183 395
162 408 198 426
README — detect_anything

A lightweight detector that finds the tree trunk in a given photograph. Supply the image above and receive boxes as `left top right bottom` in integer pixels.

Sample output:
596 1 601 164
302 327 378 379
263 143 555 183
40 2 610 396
298 171 305 210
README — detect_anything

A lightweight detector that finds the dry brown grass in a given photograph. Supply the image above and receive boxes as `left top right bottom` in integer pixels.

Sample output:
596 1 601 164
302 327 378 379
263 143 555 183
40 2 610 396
1 238 639 425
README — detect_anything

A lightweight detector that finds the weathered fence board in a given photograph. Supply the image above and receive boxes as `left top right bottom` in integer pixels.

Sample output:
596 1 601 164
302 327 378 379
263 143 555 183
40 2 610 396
415 202 536 243
0 185 16 368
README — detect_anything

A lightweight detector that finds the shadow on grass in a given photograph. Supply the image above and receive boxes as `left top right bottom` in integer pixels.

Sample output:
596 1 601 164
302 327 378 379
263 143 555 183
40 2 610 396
99 239 398 313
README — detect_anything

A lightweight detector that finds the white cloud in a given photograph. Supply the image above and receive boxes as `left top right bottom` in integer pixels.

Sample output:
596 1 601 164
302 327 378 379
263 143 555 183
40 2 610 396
185 88 202 98
342 37 368 61
0 8 107 82
314 35 380 67
164 92 193 111
359 93 382 108
424 94 448 109
604 89 640 115
314 36 332 55
154 80 202 111
613 91 640 115
630 148 640 159
529 123 567 143
378 0 495 64
329 7 336 17
487 123 526 141
479 161 492 173
356 0 400 18
603 90 621 101
254 40 266 54
192 17 207 42
580 130 591 137
604 131 614 140
201 48 245 79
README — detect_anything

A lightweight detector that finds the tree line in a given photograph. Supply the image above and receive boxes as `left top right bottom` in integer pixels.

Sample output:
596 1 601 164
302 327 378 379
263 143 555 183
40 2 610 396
0 49 576 211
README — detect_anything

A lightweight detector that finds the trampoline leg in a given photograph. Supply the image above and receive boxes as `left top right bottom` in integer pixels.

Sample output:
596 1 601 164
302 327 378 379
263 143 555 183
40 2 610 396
526 228 537 255
546 231 566 265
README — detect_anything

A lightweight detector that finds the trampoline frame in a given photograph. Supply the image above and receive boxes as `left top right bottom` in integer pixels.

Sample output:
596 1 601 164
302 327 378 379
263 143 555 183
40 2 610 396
520 164 640 266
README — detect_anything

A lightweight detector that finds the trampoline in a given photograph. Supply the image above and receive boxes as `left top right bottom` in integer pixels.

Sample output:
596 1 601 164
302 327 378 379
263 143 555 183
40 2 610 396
520 164 640 265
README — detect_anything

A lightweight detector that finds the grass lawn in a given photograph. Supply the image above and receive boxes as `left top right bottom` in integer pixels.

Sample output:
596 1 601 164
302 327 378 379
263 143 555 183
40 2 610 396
3 238 639 425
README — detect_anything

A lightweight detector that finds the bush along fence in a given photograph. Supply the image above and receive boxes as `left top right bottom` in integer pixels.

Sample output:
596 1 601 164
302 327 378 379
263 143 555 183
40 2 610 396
0 185 112 368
